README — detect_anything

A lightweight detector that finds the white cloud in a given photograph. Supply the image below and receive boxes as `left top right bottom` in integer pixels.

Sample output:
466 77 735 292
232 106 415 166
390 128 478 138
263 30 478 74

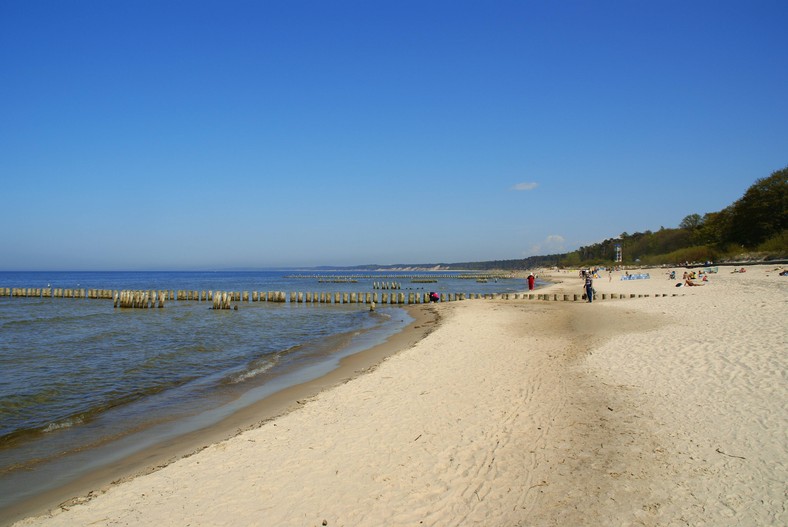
512 182 538 191
529 234 566 255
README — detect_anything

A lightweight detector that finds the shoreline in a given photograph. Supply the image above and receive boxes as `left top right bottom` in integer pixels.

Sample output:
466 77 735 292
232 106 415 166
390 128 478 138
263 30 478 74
1 305 440 526
9 265 787 526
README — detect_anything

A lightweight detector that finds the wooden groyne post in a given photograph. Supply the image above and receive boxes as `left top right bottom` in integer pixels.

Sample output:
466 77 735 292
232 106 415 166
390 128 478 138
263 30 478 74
114 290 165 309
212 291 233 310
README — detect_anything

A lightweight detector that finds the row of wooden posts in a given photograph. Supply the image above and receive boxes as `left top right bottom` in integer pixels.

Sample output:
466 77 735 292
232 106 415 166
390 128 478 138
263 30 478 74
2 288 116 299
1 287 680 310
206 291 681 310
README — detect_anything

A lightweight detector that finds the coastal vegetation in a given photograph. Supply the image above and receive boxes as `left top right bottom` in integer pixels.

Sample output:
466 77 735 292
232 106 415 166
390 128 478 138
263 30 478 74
367 166 787 270
563 166 786 267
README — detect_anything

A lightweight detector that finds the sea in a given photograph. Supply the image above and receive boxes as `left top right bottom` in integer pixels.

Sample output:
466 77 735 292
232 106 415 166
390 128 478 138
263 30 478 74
0 269 526 518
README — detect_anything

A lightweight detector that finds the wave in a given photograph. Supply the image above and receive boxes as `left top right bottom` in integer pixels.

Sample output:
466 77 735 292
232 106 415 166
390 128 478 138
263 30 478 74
41 415 85 433
223 344 302 385
0 381 192 448
0 410 90 450
226 359 279 384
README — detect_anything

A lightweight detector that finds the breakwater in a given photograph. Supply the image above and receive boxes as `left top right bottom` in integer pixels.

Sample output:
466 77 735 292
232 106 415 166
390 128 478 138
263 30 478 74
0 287 682 307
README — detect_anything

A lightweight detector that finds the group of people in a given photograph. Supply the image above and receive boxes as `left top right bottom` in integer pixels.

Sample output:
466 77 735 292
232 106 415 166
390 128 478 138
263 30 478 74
680 270 707 287
667 269 709 287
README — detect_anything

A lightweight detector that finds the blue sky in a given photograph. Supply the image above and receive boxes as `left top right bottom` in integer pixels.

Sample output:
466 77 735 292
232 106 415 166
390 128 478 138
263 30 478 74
1 0 786 270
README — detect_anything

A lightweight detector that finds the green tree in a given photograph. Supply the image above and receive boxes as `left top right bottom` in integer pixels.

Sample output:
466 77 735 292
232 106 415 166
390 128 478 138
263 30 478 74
695 209 732 247
727 167 788 247
680 213 704 230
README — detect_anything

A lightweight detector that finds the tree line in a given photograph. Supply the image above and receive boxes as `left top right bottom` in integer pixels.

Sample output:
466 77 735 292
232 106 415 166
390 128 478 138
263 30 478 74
445 166 787 269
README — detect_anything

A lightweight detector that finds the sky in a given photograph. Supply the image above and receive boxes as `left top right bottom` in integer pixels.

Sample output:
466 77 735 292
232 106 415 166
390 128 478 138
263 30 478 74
1 0 786 270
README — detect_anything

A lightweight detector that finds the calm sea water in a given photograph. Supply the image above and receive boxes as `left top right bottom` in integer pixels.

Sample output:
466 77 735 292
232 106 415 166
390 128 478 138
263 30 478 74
0 270 523 515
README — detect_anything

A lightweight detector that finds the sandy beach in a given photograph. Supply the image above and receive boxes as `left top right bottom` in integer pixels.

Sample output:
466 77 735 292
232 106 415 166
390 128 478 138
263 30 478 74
10 265 787 526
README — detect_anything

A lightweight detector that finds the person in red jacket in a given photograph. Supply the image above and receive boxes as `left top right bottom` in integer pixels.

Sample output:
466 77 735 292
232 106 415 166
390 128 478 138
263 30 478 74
527 273 535 290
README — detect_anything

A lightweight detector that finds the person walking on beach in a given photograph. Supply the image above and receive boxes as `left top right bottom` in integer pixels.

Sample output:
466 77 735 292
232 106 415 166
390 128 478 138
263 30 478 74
527 273 535 291
584 272 594 303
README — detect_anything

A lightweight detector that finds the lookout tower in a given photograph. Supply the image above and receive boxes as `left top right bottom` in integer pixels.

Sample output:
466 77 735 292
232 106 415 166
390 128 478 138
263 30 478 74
614 243 623 263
